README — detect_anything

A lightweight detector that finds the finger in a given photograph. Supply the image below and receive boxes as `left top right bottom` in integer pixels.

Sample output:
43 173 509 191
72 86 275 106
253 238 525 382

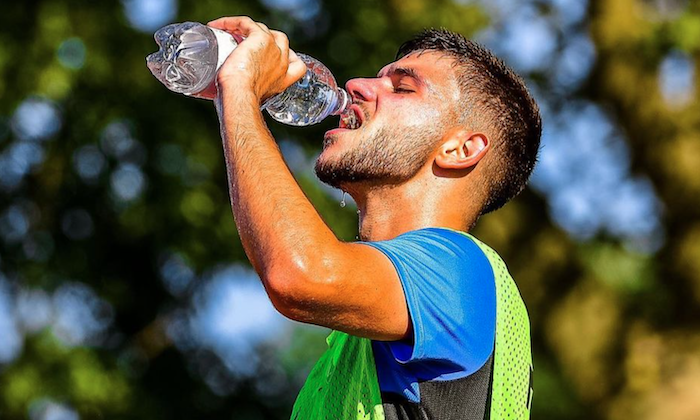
270 30 290 66
270 32 304 89
207 16 267 38
256 22 271 33
289 49 300 63
207 16 252 30
270 30 289 51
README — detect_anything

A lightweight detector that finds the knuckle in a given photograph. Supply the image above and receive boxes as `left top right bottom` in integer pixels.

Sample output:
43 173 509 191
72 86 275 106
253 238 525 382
273 30 288 42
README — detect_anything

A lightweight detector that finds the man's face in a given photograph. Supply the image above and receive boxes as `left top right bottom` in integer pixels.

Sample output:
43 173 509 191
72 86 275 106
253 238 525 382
315 51 461 190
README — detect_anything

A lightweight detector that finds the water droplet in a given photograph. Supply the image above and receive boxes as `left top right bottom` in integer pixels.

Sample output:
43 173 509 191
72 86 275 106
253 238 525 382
340 191 347 208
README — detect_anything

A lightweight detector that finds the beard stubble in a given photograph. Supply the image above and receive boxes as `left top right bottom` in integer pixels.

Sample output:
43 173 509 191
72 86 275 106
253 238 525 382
314 122 441 190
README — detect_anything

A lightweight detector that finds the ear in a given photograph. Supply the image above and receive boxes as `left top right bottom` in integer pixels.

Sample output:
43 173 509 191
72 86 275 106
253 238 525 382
434 128 490 170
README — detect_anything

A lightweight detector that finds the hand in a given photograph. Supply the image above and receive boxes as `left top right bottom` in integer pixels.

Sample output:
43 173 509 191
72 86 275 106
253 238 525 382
200 16 307 103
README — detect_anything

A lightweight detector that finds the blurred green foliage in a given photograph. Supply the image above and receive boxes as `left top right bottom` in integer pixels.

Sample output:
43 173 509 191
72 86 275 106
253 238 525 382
1 0 700 419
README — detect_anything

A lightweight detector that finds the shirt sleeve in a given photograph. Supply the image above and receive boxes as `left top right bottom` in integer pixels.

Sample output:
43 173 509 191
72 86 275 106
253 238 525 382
363 228 496 375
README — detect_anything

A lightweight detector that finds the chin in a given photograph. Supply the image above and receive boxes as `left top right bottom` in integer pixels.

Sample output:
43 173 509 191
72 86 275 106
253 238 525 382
314 148 350 189
318 135 348 163
314 149 337 176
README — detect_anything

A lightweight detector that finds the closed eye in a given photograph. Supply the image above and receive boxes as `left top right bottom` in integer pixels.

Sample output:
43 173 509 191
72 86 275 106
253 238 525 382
393 86 415 94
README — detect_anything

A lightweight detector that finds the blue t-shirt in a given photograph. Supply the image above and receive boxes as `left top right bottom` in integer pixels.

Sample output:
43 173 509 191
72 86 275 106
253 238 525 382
362 227 496 403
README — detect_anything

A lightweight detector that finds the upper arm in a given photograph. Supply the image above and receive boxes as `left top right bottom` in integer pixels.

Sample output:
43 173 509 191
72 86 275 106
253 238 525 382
267 228 495 367
269 241 411 341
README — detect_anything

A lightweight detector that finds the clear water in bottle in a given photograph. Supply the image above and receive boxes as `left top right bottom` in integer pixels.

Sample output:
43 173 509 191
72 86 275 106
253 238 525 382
147 22 352 126
263 54 350 126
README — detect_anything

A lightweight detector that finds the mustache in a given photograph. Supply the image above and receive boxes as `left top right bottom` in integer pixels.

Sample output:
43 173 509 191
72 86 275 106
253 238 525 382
353 103 370 122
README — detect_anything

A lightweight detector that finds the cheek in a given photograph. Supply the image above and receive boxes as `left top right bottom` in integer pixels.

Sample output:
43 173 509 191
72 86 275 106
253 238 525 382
390 102 443 130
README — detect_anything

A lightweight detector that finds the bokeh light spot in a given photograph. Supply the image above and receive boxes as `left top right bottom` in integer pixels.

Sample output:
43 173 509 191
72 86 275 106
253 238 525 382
110 163 147 202
0 277 23 364
159 253 195 297
16 289 52 333
52 282 114 347
56 37 86 70
0 205 31 244
659 50 695 106
122 0 178 33
11 97 62 142
73 144 106 183
260 0 321 21
29 399 79 420
532 102 664 252
100 120 136 159
184 265 289 378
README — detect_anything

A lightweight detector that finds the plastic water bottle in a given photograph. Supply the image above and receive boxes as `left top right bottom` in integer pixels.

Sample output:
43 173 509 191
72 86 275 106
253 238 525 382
146 22 351 127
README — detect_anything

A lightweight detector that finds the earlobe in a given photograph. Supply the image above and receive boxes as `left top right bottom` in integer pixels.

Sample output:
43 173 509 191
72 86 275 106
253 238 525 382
435 129 490 170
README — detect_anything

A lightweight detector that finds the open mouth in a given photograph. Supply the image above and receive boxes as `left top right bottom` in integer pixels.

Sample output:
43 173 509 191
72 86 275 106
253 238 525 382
339 105 364 130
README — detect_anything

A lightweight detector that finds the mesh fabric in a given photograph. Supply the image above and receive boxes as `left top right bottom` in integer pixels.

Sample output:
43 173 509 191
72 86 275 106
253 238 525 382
291 330 386 420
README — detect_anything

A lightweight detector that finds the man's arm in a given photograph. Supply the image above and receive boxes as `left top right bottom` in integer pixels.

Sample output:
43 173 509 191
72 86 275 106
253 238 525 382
208 16 410 341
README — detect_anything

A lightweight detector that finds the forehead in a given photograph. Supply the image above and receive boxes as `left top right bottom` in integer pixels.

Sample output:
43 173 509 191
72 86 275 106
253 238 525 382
377 51 460 90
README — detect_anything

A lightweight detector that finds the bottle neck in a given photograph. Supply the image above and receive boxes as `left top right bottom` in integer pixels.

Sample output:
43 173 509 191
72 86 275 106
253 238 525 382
261 86 350 116
330 88 351 116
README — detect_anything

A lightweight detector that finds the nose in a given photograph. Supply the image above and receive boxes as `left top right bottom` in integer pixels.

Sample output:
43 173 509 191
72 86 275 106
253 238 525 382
345 78 377 103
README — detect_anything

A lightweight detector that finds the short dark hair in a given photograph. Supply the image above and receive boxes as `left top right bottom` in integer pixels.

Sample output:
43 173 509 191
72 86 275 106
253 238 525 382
397 28 542 215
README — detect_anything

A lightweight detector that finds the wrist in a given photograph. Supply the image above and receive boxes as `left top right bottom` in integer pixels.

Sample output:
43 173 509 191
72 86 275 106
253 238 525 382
214 83 265 127
217 76 257 98
217 87 263 119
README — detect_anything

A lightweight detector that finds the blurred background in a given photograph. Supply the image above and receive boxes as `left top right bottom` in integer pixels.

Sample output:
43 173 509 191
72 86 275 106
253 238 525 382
0 0 699 418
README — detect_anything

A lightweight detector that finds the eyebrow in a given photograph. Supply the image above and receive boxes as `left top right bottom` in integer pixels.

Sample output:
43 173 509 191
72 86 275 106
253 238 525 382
377 66 427 88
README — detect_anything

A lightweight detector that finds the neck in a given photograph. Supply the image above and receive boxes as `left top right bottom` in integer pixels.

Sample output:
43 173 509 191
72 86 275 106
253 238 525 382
347 181 480 242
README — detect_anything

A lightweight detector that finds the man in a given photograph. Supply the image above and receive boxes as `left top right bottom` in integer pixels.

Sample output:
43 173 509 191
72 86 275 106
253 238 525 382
201 16 541 420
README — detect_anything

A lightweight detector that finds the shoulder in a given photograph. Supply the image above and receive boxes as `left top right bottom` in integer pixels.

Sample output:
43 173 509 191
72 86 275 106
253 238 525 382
364 227 490 267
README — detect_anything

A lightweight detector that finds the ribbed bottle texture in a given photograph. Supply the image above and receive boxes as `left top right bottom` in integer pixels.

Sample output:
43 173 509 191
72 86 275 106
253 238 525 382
147 22 350 126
